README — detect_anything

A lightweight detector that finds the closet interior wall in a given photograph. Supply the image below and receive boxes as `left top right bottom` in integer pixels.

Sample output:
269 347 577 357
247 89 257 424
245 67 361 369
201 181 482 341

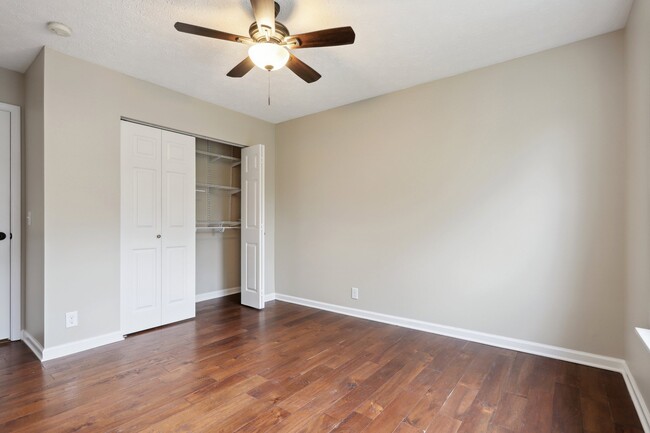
195 138 242 296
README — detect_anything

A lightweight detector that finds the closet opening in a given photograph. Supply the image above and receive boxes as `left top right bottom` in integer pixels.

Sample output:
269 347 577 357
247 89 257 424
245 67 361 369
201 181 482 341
195 139 243 301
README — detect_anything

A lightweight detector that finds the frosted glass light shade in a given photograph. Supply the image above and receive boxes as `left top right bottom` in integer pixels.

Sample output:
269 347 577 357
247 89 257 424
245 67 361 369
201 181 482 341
248 43 290 71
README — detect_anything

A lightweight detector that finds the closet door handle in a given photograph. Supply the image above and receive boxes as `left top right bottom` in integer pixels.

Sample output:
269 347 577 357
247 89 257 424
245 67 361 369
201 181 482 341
156 234 161 239
0 232 5 241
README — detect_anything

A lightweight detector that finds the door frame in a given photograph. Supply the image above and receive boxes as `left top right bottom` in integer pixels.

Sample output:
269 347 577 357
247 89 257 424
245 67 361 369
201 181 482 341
1 102 21 341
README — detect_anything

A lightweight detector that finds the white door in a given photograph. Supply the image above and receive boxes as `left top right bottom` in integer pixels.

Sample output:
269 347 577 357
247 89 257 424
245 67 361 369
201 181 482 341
121 122 196 335
241 144 265 309
160 130 196 325
0 110 10 340
121 122 163 334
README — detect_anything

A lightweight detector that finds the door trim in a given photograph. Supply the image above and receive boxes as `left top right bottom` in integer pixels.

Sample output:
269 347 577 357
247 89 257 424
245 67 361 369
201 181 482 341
0 102 21 341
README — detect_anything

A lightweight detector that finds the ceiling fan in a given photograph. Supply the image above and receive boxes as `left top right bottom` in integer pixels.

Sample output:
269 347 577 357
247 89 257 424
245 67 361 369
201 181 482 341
174 0 355 83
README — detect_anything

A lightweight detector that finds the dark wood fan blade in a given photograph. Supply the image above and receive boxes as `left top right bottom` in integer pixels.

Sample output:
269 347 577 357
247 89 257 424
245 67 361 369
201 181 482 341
286 54 321 83
227 57 255 78
174 22 246 43
287 26 355 49
250 0 275 39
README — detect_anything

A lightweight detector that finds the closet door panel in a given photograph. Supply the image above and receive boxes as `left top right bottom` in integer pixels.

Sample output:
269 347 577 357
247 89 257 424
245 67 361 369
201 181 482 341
161 130 196 325
132 248 159 309
241 144 265 309
165 247 187 302
134 169 157 227
121 122 163 334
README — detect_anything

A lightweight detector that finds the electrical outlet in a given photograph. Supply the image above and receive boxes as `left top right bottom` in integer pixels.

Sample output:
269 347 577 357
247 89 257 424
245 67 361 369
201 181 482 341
66 311 78 328
27 211 31 226
351 287 359 300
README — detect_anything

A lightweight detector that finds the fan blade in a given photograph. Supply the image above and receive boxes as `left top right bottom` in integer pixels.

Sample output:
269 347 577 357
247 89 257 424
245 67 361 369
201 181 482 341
227 57 255 78
286 26 355 49
250 0 275 40
286 54 321 83
174 22 247 43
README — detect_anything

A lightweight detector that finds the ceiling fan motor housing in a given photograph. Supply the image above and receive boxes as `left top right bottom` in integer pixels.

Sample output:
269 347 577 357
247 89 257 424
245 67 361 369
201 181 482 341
248 1 288 44
249 21 289 44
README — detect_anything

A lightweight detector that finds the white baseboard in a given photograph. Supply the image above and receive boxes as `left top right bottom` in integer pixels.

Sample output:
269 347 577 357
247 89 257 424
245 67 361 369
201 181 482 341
196 289 275 305
196 287 240 303
39 332 125 362
21 330 44 361
274 293 649 431
274 294 624 370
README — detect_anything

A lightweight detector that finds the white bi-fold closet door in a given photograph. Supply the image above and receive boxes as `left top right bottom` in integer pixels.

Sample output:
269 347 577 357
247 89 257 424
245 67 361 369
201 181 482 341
121 121 196 335
0 108 11 340
240 144 265 310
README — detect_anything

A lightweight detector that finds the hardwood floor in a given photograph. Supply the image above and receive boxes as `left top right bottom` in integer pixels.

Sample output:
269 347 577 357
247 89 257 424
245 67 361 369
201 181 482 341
0 295 643 432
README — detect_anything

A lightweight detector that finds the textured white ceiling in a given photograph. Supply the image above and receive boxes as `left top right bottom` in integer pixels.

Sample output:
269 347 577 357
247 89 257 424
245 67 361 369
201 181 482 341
0 0 633 123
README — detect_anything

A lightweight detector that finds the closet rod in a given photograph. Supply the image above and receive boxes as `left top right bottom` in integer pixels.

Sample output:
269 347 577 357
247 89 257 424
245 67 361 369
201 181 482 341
196 227 241 232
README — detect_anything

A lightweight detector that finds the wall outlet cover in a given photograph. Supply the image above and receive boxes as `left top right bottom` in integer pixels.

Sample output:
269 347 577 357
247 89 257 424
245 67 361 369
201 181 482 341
66 311 78 328
351 287 359 300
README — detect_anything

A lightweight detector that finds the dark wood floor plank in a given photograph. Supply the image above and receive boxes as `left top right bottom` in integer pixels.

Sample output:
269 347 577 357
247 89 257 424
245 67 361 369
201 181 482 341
234 406 291 432
0 295 641 433
456 403 494 433
581 396 615 433
505 352 537 397
109 398 193 432
603 370 644 428
552 383 582 433
361 389 423 433
427 413 462 433
522 389 553 433
439 384 479 420
555 361 580 387
458 344 499 390
277 357 378 413
329 412 372 432
324 355 409 420
248 363 333 403
491 392 527 431
578 365 609 402
405 351 473 430
300 413 340 433
474 354 514 411
394 421 423 433
486 425 515 433
267 361 379 432
353 355 429 420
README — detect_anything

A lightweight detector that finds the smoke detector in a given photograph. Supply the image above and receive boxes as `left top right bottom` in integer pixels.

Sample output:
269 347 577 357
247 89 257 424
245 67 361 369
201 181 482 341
47 22 72 37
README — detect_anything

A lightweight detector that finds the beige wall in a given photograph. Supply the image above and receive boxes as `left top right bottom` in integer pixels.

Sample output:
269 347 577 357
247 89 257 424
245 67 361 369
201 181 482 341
42 48 275 347
196 232 240 294
625 0 650 410
0 66 24 108
276 32 626 357
23 51 45 345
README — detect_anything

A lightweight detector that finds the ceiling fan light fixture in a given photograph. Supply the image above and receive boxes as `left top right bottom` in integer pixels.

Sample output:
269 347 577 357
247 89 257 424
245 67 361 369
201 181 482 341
248 43 289 71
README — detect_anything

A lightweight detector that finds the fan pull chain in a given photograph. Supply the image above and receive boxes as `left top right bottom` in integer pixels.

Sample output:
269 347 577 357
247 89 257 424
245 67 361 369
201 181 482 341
268 70 271 106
